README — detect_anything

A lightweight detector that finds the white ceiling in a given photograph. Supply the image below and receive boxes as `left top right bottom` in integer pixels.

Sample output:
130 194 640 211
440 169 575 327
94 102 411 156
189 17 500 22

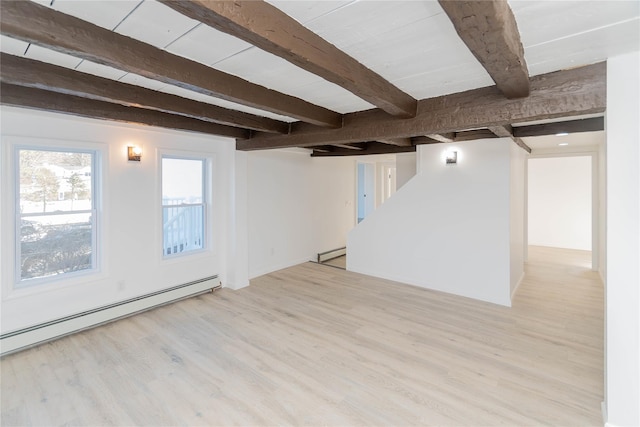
1 0 639 125
524 130 605 151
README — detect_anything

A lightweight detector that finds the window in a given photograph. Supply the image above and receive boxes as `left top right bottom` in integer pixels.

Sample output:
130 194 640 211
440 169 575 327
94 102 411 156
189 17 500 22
162 156 206 257
16 148 97 284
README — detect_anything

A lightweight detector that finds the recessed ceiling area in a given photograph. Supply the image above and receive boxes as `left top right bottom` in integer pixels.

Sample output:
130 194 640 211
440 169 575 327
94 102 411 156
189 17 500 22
524 130 605 151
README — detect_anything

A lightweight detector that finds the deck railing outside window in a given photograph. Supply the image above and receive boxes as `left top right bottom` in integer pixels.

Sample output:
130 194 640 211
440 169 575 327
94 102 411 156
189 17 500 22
162 197 204 256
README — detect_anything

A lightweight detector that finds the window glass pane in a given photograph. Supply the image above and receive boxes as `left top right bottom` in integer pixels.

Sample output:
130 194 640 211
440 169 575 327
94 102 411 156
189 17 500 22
162 205 204 256
19 150 93 213
162 158 203 204
20 213 93 281
17 148 96 284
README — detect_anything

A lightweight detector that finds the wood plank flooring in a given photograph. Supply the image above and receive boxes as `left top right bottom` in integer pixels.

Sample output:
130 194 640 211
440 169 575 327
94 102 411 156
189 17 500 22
0 246 604 426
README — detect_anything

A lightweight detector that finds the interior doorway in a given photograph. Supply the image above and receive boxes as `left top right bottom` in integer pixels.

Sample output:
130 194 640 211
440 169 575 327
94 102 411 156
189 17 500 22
357 162 375 223
527 155 594 268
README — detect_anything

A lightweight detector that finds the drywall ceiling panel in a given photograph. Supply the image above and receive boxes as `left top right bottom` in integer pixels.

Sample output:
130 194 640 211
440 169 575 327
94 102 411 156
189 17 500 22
75 60 128 81
155 83 297 122
289 79 375 114
114 0 200 48
0 36 29 56
25 45 82 69
394 66 494 101
525 18 640 76
214 46 370 112
52 0 141 31
118 72 167 91
166 24 253 67
511 0 639 47
267 1 356 25
270 0 492 99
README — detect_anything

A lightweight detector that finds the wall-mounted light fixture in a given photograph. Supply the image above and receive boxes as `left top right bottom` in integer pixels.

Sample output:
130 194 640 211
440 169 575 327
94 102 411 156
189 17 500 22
445 150 458 164
128 145 142 162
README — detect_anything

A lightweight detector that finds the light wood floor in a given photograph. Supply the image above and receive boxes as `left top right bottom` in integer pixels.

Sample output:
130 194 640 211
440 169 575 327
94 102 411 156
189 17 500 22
1 246 604 426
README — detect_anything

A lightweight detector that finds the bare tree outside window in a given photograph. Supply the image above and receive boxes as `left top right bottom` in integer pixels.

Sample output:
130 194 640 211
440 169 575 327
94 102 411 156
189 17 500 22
17 148 96 283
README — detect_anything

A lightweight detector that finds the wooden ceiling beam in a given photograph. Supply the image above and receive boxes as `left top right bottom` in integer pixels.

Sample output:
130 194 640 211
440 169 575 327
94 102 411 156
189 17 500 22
488 124 532 153
160 0 417 118
487 124 515 138
453 129 499 142
438 0 530 99
411 136 442 145
0 0 342 128
0 83 249 139
331 143 365 150
377 138 413 147
312 142 416 157
513 117 604 137
0 53 289 134
237 62 606 151
425 133 455 143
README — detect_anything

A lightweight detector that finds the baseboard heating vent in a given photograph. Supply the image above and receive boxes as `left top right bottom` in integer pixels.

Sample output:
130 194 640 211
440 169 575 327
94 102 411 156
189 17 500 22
0 275 219 357
317 247 346 263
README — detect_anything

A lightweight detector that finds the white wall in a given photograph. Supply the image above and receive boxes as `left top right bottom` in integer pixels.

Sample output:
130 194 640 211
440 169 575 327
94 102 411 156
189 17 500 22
247 149 355 278
348 139 524 307
396 152 417 189
0 106 239 333
528 156 592 250
599 141 607 282
605 51 640 427
510 143 526 296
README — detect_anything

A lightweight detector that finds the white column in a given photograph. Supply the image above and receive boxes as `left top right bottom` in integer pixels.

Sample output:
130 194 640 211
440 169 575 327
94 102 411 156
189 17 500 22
605 51 640 427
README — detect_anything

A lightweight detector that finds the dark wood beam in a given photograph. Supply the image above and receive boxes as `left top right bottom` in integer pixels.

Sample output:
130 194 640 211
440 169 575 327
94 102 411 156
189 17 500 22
1 83 249 139
377 138 413 147
513 117 604 137
488 124 532 153
0 53 289 134
160 0 417 118
312 142 416 157
453 129 499 142
238 62 606 151
438 0 529 99
413 130 498 146
411 136 442 145
487 124 515 138
310 146 332 153
331 143 365 150
425 133 455 143
0 0 342 128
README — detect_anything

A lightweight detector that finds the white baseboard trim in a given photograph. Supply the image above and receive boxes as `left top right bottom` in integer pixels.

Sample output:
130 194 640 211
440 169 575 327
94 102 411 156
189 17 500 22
318 247 347 263
0 276 219 356
602 401 608 426
599 270 606 286
224 281 249 291
511 272 526 300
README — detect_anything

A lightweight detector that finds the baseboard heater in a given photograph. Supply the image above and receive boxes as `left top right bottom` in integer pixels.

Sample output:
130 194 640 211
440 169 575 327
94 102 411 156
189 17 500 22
317 247 346 263
0 275 220 357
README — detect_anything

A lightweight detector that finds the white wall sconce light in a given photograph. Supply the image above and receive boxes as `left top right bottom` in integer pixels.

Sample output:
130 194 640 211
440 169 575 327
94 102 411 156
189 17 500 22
445 150 458 164
128 145 142 162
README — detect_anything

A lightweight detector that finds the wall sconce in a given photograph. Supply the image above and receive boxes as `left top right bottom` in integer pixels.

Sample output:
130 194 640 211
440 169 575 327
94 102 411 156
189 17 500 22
128 145 142 162
445 150 458 164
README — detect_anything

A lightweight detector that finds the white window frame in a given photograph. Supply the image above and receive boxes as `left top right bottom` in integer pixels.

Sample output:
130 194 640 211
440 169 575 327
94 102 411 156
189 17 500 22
161 154 208 259
14 145 100 287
